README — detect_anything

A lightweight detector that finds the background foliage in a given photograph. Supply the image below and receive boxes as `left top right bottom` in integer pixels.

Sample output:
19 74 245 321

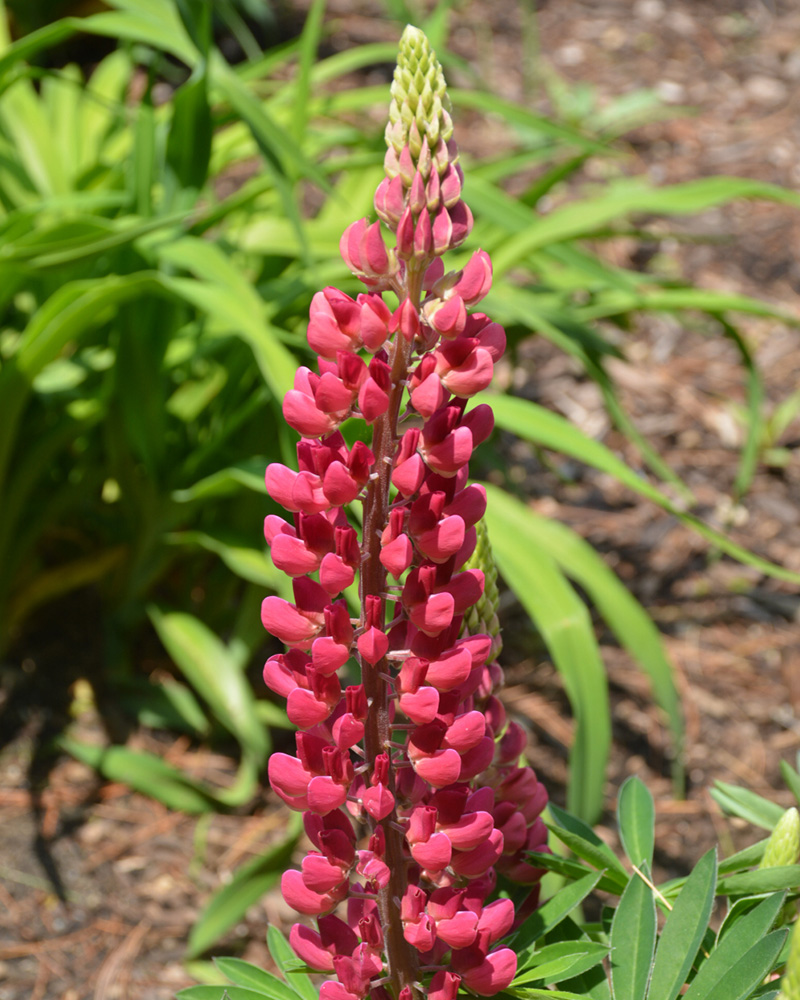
2 0 800 973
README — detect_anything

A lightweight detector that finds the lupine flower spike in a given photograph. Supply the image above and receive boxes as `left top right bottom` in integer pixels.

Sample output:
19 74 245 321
261 25 548 999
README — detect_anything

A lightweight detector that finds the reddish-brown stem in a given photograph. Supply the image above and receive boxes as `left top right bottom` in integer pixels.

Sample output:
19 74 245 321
359 263 426 999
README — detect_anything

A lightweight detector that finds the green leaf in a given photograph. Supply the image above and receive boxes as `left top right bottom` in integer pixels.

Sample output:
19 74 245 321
186 815 301 959
780 759 800 807
718 839 769 875
148 608 268 762
177 988 274 1000
166 71 212 195
514 870 605 956
513 941 609 986
617 776 655 869
717 866 800 897
292 0 326 143
492 176 800 275
58 738 216 814
688 930 787 1000
214 957 299 1000
648 848 718 1000
266 926 316 1000
164 530 287 593
549 804 629 882
483 498 610 822
610 867 657 1000
684 893 785 1000
483 484 683 789
487 394 800 585
172 459 267 502
711 782 785 830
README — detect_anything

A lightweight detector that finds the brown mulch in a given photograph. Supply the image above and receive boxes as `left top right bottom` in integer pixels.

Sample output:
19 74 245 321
2 1 800 997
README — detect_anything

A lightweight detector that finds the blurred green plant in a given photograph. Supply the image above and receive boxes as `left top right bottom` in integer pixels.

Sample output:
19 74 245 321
2 0 800 858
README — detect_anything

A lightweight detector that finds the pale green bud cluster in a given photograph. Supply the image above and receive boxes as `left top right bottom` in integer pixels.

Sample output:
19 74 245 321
462 519 502 659
385 25 454 163
760 808 800 870
781 918 800 1000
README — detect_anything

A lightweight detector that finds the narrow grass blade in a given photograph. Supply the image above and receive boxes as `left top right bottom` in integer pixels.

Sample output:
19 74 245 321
487 394 800 584
483 484 683 788
484 498 611 823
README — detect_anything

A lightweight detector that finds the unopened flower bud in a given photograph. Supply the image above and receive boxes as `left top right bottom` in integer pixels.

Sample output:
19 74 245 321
761 807 800 869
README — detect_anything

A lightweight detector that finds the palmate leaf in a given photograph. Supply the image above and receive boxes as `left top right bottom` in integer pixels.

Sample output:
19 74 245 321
214 958 299 1000
648 849 717 1000
483 497 610 823
684 893 785 1000
514 870 606 957
513 941 609 986
266 926 317 1000
609 865 657 1000
711 782 786 830
617 776 656 869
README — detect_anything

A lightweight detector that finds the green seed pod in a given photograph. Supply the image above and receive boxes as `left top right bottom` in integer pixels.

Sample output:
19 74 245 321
760 807 800 870
385 25 454 162
462 518 502 658
781 917 800 1000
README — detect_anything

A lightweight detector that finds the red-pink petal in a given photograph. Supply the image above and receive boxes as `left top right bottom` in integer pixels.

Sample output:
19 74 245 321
289 924 334 971
357 626 389 666
399 687 440 725
412 748 462 788
410 831 452 871
461 948 517 996
362 783 395 821
287 687 332 728
307 775 348 815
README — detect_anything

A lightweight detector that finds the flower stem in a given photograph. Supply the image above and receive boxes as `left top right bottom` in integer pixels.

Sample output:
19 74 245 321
359 265 425 998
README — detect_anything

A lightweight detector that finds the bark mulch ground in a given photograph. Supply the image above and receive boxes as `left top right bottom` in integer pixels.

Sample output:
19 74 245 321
2 2 799 997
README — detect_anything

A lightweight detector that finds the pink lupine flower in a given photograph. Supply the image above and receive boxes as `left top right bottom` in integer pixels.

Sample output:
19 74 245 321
260 25 549 1000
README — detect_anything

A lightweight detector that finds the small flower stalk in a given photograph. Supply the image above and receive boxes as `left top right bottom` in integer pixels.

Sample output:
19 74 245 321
261 26 548 999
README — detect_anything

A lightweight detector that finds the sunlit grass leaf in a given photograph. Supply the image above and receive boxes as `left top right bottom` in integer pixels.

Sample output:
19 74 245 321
172 459 267 502
483 485 683 788
610 865 656 1000
492 176 800 275
684 892 785 1000
58 737 217 814
148 607 268 762
617 776 655 869
164 530 287 594
186 814 302 960
487 394 800 584
648 848 717 1000
483 498 610 823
